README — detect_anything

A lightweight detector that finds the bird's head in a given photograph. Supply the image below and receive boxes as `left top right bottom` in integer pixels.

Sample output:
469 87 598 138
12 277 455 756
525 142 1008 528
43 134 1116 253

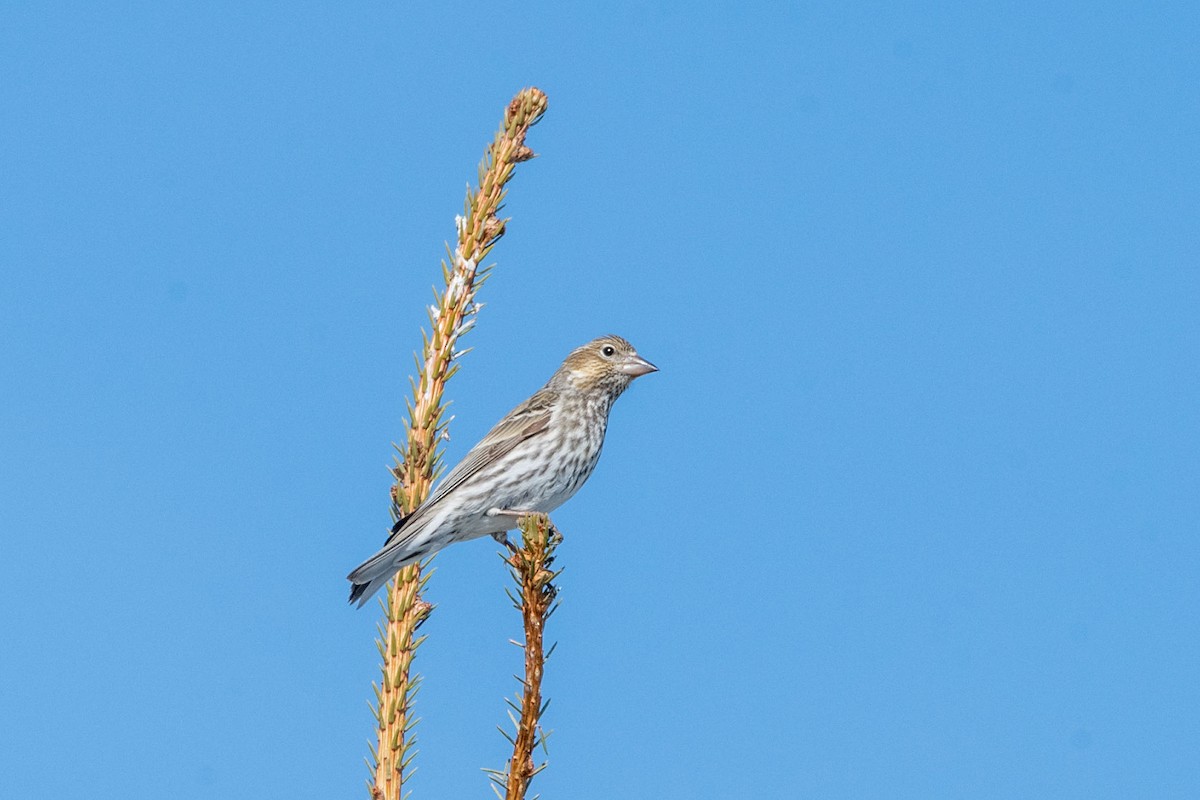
554 335 657 396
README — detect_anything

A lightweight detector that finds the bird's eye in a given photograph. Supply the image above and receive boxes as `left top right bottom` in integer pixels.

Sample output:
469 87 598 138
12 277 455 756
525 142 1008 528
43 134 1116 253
601 345 616 357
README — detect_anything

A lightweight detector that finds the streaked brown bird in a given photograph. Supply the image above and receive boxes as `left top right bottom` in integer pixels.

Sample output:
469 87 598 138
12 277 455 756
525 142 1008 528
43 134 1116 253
347 335 657 606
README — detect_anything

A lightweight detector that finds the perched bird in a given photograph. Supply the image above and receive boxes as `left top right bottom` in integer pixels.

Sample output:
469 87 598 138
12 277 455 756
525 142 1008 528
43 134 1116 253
347 335 657 606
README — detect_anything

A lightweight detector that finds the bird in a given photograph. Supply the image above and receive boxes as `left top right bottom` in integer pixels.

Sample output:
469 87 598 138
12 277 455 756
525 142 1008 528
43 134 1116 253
347 335 657 606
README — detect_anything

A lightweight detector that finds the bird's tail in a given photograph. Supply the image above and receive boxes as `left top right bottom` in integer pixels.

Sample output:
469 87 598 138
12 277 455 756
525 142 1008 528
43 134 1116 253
346 523 435 608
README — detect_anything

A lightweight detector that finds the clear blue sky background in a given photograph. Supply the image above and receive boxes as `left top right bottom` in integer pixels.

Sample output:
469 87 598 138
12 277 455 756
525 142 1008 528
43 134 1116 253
1 3 1197 798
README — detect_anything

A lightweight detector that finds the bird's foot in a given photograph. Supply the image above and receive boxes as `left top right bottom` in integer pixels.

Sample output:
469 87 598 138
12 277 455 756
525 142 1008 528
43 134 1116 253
491 531 519 553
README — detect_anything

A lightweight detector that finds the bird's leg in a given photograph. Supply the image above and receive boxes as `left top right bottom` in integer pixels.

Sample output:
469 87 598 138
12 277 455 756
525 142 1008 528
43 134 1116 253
490 531 519 553
488 508 540 557
485 507 539 520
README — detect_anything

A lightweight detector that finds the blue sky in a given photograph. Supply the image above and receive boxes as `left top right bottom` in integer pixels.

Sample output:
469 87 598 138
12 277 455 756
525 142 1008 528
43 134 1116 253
2 2 1197 798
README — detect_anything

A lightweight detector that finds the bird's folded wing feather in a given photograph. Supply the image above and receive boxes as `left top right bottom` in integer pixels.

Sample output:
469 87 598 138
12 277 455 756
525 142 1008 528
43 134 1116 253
388 389 555 540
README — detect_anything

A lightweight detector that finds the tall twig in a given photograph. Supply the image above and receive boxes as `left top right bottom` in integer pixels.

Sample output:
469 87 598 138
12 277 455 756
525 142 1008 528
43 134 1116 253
486 514 562 800
367 87 548 800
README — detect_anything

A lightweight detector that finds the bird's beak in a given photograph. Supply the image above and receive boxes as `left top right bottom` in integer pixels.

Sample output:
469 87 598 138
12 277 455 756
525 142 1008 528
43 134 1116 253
619 353 658 377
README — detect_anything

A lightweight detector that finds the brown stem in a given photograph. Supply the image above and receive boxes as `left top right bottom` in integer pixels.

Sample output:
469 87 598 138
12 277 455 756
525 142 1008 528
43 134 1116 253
367 87 548 800
503 514 561 800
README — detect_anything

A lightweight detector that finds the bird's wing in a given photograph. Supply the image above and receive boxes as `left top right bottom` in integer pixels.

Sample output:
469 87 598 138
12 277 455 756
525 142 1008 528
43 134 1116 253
403 388 555 523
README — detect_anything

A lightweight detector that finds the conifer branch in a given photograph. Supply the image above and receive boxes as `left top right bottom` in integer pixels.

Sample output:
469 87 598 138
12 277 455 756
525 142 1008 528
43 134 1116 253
486 514 562 800
367 87 548 800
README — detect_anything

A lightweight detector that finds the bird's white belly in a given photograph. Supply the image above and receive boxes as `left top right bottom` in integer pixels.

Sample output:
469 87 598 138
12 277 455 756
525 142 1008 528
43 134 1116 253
504 434 603 514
